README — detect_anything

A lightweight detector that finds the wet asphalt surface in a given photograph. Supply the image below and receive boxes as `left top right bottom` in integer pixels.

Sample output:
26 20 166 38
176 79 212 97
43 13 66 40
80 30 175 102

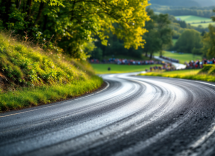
1 73 215 156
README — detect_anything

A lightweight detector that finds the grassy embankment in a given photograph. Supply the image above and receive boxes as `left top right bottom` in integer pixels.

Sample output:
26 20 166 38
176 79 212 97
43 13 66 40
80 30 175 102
139 65 215 82
92 64 162 74
0 33 103 112
155 51 202 63
175 15 215 28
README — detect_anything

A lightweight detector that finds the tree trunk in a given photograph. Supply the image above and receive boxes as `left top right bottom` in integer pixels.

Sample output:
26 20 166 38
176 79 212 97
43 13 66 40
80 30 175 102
27 0 33 16
34 2 45 25
4 0 12 28
150 52 153 59
43 15 48 31
145 52 148 57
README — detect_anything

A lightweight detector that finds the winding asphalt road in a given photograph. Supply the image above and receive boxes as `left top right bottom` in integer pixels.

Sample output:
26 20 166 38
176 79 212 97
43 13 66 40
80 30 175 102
1 73 215 156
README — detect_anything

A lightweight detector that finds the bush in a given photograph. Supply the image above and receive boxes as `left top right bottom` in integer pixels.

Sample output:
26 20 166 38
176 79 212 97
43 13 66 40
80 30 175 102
199 65 215 74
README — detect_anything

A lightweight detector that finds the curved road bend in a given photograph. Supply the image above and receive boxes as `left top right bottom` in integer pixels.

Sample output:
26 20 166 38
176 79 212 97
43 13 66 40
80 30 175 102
1 73 215 156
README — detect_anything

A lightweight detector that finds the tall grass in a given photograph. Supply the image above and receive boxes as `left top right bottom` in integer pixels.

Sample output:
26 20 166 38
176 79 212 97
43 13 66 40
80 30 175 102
0 32 103 112
0 32 95 88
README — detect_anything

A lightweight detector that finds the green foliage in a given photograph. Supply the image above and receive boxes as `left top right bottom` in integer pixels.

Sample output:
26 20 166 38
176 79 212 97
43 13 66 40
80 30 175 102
0 0 150 59
174 29 203 54
202 25 215 58
91 32 143 60
143 8 173 58
0 32 104 111
199 64 215 74
0 33 95 87
91 8 173 60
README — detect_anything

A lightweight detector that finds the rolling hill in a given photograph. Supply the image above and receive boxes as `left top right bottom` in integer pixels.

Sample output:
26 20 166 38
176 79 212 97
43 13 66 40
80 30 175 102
175 15 215 28
150 0 215 7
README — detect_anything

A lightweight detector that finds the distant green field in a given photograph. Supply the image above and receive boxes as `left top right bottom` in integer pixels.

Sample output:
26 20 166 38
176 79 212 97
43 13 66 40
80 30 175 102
91 64 162 74
154 12 160 15
191 23 215 28
175 15 211 23
155 51 202 63
175 15 214 28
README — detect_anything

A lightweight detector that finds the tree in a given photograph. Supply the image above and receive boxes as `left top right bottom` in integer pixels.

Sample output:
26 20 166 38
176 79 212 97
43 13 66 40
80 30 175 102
143 8 172 58
202 24 215 58
174 29 203 54
0 0 150 59
156 14 173 56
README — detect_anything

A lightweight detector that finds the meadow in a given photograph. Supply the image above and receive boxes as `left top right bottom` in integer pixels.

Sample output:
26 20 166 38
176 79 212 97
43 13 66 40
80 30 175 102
155 51 202 63
175 15 214 28
92 64 162 74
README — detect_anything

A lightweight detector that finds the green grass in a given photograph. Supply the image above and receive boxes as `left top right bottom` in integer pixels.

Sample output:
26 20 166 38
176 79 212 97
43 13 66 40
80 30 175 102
0 33 103 112
191 23 215 28
92 64 162 74
0 76 103 112
155 51 202 63
139 65 215 82
175 15 212 23
175 15 215 28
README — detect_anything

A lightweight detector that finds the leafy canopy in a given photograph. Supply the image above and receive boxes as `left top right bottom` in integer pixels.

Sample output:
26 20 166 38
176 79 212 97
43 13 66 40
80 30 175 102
0 0 150 59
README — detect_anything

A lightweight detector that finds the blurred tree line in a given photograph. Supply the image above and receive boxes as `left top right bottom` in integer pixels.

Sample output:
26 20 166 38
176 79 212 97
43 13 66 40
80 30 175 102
202 13 215 58
91 8 173 60
151 4 215 18
0 0 150 60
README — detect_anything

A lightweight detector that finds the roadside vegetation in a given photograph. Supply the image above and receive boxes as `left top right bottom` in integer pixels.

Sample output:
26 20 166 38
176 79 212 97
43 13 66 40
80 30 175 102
139 65 215 82
92 64 162 74
0 33 103 112
0 0 153 112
